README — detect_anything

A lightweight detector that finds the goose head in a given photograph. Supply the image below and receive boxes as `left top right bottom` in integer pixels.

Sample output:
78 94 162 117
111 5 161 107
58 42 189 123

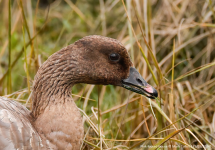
32 35 158 116
70 35 158 98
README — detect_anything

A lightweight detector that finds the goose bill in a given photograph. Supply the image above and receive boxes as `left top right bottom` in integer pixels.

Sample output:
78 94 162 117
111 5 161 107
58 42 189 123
121 67 158 99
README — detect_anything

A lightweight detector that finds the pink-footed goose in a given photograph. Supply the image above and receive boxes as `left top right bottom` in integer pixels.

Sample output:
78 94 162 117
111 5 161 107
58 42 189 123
0 35 158 150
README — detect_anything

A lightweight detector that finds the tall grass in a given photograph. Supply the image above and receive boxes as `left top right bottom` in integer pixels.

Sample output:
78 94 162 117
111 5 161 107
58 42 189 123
0 0 215 149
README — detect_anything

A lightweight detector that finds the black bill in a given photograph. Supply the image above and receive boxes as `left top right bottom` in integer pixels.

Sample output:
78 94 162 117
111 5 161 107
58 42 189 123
121 67 158 99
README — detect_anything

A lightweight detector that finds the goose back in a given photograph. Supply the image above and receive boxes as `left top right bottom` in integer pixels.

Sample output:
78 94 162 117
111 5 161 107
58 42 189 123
0 96 42 150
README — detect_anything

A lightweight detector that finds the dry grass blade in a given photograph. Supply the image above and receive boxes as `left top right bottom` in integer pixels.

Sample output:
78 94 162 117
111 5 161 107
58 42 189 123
83 140 100 150
149 119 200 150
176 61 215 81
149 129 193 150
185 129 206 150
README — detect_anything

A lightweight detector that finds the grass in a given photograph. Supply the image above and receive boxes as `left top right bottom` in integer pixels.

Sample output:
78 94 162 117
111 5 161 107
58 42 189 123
7 0 12 94
0 0 215 149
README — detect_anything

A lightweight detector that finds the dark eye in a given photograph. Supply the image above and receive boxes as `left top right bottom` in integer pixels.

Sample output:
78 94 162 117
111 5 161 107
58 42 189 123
109 53 120 62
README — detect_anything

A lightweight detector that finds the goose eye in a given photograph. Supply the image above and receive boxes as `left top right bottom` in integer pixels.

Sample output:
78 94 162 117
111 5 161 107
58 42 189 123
109 53 120 62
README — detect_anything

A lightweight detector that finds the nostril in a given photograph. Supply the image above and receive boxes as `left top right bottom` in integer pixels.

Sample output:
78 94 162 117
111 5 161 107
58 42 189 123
136 78 143 85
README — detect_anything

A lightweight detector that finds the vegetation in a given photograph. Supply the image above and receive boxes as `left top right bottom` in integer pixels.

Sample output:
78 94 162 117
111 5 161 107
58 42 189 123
0 0 215 149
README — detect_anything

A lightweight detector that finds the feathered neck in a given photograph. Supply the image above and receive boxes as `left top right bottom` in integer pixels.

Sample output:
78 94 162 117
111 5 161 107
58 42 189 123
31 45 77 118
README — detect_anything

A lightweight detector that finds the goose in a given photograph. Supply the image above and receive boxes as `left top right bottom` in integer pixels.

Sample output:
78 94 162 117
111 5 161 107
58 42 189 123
0 35 158 150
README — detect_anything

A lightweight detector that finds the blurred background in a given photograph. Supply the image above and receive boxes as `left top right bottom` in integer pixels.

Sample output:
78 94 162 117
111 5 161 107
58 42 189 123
0 0 215 149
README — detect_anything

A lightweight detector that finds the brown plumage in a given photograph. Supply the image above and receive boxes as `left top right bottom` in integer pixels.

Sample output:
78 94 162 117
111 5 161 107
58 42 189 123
0 35 157 150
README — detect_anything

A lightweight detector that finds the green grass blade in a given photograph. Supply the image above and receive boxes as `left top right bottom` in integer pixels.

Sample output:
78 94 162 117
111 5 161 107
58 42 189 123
22 27 30 95
7 0 12 94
